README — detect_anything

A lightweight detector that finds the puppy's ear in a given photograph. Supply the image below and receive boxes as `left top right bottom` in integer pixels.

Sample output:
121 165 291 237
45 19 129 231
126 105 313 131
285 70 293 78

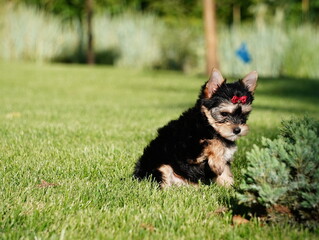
204 68 225 98
241 71 258 93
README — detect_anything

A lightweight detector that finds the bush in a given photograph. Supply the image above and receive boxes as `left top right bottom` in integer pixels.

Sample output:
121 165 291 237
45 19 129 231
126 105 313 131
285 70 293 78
236 117 319 228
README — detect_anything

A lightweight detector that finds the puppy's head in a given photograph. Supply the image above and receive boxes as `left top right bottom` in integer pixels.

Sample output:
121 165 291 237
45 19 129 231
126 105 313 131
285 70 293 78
200 68 258 141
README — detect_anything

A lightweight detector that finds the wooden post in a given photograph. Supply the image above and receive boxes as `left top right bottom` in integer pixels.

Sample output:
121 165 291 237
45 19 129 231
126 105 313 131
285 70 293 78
302 0 309 21
203 0 219 75
86 0 95 65
302 0 309 13
233 4 241 25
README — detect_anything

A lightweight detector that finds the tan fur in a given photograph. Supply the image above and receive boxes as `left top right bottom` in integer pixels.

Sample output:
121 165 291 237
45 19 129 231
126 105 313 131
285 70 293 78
158 165 197 188
215 123 249 141
216 102 252 115
242 71 258 93
241 104 252 113
218 102 237 114
202 105 217 127
204 68 225 98
201 106 249 141
216 164 234 187
193 139 225 174
191 139 237 176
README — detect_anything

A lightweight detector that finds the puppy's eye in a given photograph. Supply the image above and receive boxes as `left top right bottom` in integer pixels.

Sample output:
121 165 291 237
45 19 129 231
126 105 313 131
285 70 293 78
221 112 229 117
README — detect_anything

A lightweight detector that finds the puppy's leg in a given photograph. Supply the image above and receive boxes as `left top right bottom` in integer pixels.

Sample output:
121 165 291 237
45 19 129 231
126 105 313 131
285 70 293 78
207 139 226 175
215 164 234 187
192 139 226 176
158 165 195 189
208 156 226 176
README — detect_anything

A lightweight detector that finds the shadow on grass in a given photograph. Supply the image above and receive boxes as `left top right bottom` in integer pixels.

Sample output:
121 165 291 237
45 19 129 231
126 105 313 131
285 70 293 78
257 76 319 101
254 105 312 114
53 48 120 65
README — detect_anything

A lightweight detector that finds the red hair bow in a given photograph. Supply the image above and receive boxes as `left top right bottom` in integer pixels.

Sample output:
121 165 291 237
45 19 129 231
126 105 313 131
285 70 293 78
231 96 247 104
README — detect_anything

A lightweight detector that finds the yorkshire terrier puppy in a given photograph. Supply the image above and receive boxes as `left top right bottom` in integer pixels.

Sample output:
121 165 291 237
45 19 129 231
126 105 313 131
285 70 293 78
133 69 258 188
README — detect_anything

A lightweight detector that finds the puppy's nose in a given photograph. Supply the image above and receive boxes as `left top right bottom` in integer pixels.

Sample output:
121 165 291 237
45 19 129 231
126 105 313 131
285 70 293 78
233 127 241 135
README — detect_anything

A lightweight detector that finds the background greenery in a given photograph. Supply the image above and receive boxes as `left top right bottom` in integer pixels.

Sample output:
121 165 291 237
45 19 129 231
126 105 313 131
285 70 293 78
1 1 319 77
1 63 318 239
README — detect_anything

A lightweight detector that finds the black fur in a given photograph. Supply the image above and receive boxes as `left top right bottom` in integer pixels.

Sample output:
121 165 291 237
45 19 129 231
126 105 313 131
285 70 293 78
133 78 254 185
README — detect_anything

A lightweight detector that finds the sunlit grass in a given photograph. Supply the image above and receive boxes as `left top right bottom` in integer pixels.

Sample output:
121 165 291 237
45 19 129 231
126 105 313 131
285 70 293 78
0 63 318 239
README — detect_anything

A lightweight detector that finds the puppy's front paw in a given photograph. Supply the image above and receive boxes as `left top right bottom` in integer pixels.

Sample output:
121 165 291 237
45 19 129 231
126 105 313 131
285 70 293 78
216 175 234 187
209 160 226 175
216 173 234 187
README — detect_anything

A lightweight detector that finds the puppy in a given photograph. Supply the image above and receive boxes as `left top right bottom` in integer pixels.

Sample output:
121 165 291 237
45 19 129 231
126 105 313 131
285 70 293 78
133 69 258 188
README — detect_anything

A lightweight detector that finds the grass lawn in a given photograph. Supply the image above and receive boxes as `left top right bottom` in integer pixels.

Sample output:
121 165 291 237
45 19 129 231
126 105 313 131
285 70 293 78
0 62 318 239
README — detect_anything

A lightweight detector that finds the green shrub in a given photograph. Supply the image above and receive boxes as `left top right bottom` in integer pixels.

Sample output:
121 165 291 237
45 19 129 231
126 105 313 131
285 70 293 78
236 117 319 228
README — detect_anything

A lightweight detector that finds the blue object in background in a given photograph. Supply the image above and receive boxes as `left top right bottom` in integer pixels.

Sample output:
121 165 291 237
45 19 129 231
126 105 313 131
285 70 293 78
236 42 252 63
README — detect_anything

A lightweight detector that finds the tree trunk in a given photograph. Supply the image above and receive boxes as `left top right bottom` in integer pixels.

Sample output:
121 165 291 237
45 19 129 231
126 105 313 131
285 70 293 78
76 16 85 62
86 0 95 65
302 0 309 13
302 0 309 21
203 0 219 75
233 4 241 25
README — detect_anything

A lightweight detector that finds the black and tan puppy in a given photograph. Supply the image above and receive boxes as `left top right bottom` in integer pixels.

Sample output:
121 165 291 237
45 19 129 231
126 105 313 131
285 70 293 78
133 69 258 188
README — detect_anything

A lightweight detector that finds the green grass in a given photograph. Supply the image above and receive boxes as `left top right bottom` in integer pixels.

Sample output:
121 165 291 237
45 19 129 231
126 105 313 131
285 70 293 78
0 63 318 239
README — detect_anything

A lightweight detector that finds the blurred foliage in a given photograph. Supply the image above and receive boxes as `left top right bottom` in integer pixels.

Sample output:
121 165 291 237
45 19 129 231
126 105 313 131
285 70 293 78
13 0 86 21
1 4 319 77
1 0 319 76
5 0 319 24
